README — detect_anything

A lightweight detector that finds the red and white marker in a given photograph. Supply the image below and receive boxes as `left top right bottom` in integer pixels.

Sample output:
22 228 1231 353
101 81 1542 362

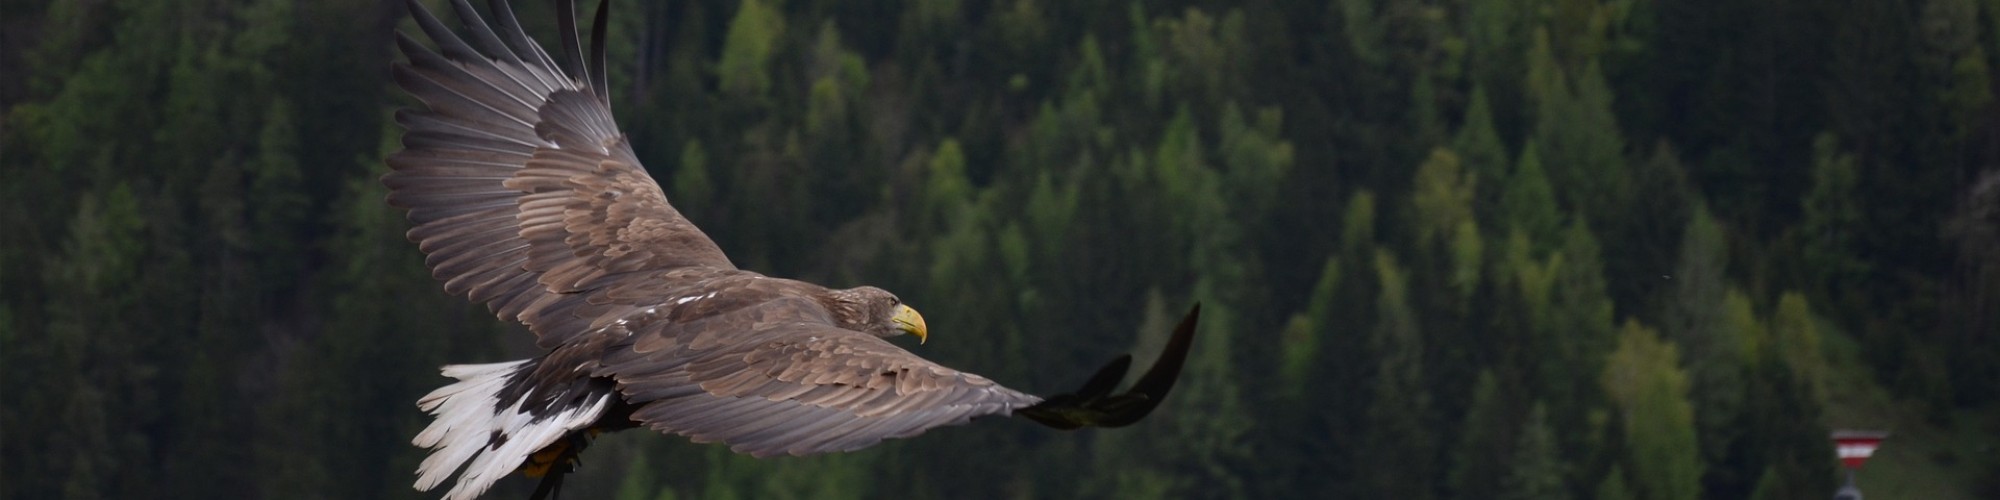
1831 430 1889 470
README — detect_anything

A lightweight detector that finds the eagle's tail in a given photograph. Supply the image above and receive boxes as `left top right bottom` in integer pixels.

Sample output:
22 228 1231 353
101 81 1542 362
411 360 613 500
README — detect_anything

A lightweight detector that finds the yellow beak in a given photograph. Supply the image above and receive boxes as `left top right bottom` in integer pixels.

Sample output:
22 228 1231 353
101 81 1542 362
892 304 928 344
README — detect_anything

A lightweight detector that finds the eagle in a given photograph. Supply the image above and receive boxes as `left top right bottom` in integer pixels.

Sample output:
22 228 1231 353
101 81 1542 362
384 1 1203 499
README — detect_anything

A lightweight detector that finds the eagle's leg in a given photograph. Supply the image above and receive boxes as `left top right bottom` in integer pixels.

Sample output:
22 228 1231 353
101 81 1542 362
525 431 593 500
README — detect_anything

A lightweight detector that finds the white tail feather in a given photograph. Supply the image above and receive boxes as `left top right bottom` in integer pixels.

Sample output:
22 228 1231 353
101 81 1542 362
412 360 612 500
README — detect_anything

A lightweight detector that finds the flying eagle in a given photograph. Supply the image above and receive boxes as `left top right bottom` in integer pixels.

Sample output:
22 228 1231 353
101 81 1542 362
384 1 1202 499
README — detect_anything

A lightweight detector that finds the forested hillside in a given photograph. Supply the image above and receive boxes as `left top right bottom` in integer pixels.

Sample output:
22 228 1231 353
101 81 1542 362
2 0 1996 498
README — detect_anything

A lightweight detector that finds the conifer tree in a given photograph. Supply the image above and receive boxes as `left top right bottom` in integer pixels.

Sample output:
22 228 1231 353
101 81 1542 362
1500 403 1569 500
1448 370 1515 499
1357 250 1437 500
1602 320 1702 500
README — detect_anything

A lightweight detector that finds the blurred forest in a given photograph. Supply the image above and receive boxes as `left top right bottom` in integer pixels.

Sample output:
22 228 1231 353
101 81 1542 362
2 0 1998 498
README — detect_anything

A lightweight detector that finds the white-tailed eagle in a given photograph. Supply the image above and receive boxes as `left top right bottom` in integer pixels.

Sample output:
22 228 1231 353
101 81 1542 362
385 1 1201 499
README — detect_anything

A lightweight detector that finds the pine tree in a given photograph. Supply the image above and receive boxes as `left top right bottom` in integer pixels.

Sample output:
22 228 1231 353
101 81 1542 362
1454 85 1511 209
1768 293 1827 406
40 184 153 499
1500 403 1569 500
1664 205 1750 492
1499 143 1562 251
1799 133 1865 311
1601 320 1703 500
1526 30 1629 223
1216 102 1294 217
718 0 785 97
1357 250 1437 499
1532 221 1615 448
1411 148 1484 305
1448 370 1516 499
1281 257 1341 399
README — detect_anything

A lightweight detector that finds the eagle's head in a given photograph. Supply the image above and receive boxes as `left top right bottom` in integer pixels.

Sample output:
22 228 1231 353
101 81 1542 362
826 286 928 343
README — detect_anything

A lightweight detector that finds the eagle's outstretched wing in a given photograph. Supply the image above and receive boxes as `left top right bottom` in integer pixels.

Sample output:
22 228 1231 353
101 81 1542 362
386 0 731 349
584 293 1200 457
593 295 1043 457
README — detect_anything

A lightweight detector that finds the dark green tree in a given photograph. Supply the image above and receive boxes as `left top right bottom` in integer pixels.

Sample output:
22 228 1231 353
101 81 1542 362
1663 205 1753 493
718 0 785 98
38 184 153 500
1601 320 1702 500
1454 85 1511 204
1500 403 1569 500
1356 250 1438 500
1448 370 1518 499
1499 143 1562 250
1798 133 1866 314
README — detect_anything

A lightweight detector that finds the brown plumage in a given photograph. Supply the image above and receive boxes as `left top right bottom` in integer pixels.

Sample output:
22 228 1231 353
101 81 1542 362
388 2 1200 499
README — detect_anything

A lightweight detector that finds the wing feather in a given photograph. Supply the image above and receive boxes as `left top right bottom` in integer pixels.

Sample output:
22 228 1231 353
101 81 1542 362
406 0 485 62
593 311 1042 457
487 0 565 80
388 0 732 348
445 0 518 63
391 67 539 131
